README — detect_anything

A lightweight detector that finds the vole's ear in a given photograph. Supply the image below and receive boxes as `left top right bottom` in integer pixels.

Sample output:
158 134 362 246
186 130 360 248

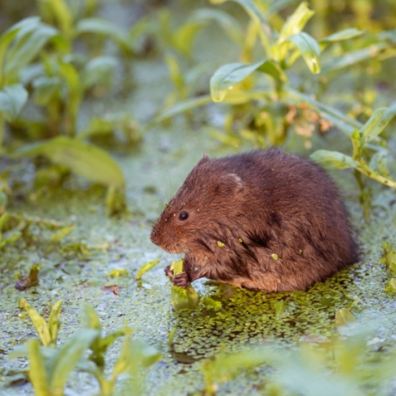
197 154 210 167
216 173 244 195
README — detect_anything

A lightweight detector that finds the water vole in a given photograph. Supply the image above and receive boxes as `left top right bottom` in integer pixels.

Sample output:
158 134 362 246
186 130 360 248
151 149 359 291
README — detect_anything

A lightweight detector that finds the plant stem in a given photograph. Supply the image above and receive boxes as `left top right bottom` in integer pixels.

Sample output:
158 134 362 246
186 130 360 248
0 116 5 151
357 163 396 189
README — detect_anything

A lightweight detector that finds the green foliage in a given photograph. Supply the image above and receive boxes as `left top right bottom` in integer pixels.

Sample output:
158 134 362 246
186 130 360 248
311 103 396 190
27 330 98 396
19 299 62 347
15 136 125 189
0 0 147 215
14 304 161 396
169 259 199 310
135 258 161 284
199 329 396 396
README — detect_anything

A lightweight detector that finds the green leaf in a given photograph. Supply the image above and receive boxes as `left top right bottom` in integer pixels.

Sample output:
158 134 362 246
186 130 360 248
310 150 357 170
76 18 131 52
321 28 364 43
135 259 160 282
289 32 320 74
191 8 243 44
48 329 98 396
4 20 57 82
44 0 73 36
212 0 268 25
257 59 287 83
385 278 396 296
350 129 362 160
82 56 117 89
278 2 314 43
32 76 61 105
335 308 355 326
0 84 28 120
48 301 62 345
15 137 125 188
202 348 271 389
360 104 396 143
210 61 264 102
84 304 102 330
170 259 199 310
19 299 52 346
173 22 203 57
322 43 387 73
210 0 270 53
369 151 390 177
155 95 212 122
28 339 50 396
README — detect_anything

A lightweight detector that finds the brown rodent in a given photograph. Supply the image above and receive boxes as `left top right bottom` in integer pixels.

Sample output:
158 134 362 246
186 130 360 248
151 149 359 292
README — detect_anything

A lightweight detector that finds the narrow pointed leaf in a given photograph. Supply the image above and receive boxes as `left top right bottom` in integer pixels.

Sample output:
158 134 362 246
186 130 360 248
360 104 396 143
0 84 28 120
210 61 264 102
310 150 357 170
19 299 52 346
28 339 50 396
289 32 320 74
278 2 314 42
321 28 363 43
15 137 125 188
49 329 98 396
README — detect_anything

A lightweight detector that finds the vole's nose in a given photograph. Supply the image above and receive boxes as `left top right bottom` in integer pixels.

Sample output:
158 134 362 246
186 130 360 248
150 224 160 246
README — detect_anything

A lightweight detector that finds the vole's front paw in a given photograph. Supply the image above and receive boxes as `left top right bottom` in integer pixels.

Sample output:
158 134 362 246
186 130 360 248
164 265 173 278
172 272 190 287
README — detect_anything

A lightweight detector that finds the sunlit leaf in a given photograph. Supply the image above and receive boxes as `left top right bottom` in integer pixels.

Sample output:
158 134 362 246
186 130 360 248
335 308 355 326
258 59 287 83
210 61 264 102
19 299 52 346
0 84 28 120
360 104 396 143
385 278 396 296
289 32 320 74
173 22 203 57
170 259 199 310
202 347 273 390
135 259 161 282
28 339 50 396
48 329 98 396
321 28 364 43
15 137 125 188
48 301 62 345
310 150 356 170
278 2 314 43
43 0 73 36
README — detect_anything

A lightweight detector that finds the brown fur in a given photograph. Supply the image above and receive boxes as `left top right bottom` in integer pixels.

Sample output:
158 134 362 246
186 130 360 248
151 149 359 292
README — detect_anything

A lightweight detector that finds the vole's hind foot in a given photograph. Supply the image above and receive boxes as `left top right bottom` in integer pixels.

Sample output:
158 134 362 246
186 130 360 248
172 272 190 287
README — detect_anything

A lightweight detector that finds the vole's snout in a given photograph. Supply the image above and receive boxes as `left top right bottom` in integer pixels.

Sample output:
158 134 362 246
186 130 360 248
150 223 161 246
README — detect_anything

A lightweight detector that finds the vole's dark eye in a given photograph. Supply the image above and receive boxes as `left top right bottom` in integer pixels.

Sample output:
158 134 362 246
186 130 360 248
178 211 189 221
